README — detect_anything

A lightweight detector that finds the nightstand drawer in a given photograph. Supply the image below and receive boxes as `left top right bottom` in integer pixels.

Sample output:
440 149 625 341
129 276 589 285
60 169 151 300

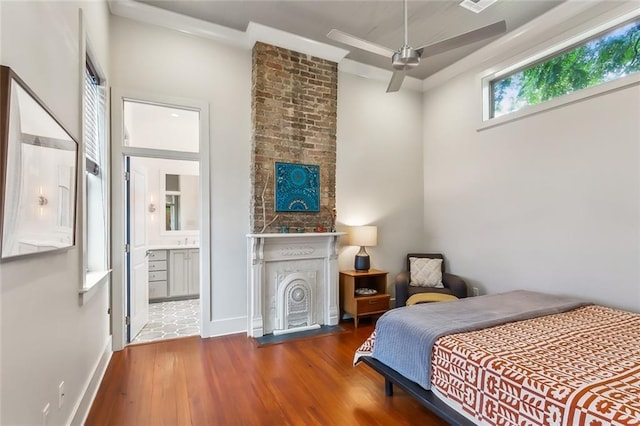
357 294 390 314
148 270 167 282
148 260 167 271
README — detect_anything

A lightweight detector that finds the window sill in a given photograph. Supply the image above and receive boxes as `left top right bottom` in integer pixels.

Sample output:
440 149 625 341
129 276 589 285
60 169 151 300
80 270 111 304
478 73 640 131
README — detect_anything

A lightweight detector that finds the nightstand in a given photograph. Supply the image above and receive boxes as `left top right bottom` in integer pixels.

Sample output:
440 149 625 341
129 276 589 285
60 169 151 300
339 269 390 327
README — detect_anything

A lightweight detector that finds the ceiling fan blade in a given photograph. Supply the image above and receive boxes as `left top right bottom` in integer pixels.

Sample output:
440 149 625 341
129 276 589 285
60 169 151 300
386 71 406 93
327 29 395 58
416 20 506 58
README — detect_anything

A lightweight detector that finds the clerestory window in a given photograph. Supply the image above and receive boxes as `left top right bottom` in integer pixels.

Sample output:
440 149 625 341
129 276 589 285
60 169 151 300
490 18 640 119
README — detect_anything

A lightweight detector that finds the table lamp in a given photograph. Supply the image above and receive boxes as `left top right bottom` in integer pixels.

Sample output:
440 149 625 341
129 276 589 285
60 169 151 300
350 225 377 272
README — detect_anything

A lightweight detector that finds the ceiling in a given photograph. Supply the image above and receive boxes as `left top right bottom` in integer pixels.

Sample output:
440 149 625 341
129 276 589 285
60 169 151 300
135 0 564 80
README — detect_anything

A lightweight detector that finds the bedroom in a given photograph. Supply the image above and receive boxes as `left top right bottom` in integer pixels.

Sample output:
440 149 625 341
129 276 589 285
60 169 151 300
0 0 638 424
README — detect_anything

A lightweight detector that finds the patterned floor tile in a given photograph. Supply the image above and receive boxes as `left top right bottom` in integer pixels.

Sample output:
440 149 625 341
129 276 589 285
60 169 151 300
131 299 200 344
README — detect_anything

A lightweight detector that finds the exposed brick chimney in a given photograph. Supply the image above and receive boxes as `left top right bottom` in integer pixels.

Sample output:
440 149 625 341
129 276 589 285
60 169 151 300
251 42 337 233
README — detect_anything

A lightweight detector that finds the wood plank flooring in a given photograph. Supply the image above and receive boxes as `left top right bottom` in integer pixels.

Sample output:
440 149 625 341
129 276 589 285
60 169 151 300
86 322 448 425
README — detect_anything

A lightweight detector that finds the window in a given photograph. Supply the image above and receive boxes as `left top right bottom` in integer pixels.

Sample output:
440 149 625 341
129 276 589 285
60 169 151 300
84 58 108 284
490 19 640 119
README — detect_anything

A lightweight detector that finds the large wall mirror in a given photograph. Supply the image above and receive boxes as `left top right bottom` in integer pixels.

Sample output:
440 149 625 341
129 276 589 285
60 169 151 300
163 173 199 232
0 66 78 259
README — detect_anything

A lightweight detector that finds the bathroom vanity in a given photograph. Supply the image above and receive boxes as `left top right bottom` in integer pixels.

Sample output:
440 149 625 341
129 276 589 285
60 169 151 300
148 246 199 302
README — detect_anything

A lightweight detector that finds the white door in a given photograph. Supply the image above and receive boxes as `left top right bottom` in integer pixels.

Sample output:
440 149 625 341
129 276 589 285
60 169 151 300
129 162 149 340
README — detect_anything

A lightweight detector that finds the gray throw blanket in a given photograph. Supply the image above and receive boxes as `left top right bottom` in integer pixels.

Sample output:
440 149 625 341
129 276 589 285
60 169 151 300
371 290 589 390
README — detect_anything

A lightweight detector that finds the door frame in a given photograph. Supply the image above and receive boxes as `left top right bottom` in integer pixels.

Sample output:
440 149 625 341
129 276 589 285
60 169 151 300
111 88 211 350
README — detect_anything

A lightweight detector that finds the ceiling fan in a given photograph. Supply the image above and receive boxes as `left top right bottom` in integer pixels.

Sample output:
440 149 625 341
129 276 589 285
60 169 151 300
327 0 506 92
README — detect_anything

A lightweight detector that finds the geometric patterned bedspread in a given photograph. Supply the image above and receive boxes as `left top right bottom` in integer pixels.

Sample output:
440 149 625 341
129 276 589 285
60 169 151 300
431 305 640 426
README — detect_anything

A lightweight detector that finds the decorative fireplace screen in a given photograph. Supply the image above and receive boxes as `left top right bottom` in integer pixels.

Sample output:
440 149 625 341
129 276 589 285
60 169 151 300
276 271 317 332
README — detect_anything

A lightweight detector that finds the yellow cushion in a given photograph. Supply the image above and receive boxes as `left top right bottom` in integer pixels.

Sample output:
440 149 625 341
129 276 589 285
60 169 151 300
406 293 458 306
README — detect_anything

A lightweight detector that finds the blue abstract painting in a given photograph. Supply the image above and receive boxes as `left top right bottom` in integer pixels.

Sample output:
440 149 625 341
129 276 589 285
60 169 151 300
275 162 320 212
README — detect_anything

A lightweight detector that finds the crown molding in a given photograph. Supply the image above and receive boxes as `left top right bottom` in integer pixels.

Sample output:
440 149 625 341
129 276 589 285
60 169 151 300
107 0 349 63
108 0 250 48
246 22 349 63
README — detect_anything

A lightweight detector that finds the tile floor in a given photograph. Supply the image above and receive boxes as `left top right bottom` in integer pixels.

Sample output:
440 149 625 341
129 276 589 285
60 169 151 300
131 298 200 344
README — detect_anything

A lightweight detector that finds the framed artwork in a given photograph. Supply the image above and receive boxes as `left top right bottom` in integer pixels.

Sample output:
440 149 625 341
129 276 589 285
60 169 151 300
0 65 79 259
275 162 320 212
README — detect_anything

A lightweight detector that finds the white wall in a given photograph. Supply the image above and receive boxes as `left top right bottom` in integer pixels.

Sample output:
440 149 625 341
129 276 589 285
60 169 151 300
109 16 252 335
337 73 426 296
422 9 640 311
0 1 111 424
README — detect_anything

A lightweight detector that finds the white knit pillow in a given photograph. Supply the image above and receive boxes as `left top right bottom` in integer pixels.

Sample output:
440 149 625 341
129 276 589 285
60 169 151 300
409 257 444 288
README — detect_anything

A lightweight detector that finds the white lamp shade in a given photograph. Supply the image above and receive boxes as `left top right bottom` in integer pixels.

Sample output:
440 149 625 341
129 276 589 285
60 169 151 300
350 225 377 247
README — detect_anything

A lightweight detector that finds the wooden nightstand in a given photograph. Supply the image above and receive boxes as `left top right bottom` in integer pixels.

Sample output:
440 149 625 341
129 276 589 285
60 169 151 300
340 269 390 327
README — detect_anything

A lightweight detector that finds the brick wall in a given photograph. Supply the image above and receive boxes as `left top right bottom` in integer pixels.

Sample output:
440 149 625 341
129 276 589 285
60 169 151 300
251 42 338 233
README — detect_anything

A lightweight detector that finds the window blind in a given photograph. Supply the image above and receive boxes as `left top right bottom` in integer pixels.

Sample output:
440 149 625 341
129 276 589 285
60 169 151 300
84 57 108 275
84 62 103 176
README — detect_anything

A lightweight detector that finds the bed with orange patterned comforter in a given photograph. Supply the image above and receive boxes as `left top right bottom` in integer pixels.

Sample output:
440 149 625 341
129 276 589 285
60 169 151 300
356 297 640 425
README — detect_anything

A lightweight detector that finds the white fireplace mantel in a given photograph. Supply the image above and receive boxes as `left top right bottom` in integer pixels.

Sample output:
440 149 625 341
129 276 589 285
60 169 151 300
246 232 346 337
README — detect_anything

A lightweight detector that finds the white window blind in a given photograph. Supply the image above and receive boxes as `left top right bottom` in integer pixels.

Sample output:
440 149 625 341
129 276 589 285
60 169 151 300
84 59 108 275
84 63 104 175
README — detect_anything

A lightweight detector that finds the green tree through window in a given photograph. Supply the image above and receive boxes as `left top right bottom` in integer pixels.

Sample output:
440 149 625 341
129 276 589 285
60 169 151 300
491 19 640 118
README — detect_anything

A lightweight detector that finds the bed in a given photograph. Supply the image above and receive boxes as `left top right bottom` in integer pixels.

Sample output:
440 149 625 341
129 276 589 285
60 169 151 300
354 290 640 425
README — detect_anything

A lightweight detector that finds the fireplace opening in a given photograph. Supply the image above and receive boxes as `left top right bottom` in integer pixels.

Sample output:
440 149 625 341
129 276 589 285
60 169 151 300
273 271 321 335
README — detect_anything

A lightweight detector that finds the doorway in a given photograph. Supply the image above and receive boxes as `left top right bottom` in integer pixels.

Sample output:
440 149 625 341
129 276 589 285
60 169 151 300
110 90 210 350
126 156 201 344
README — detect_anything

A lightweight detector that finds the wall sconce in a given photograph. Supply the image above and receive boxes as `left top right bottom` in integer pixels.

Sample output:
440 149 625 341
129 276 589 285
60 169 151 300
37 186 47 217
38 186 47 206
349 225 378 272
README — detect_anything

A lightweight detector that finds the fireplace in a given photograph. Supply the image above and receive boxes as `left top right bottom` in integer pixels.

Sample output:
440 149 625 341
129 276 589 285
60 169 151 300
246 232 344 337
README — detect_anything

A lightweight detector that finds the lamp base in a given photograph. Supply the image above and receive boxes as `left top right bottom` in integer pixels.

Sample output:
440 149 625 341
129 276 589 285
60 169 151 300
354 246 370 272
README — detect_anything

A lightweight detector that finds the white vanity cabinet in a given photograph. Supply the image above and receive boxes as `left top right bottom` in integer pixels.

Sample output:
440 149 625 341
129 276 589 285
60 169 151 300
148 248 199 301
169 248 200 298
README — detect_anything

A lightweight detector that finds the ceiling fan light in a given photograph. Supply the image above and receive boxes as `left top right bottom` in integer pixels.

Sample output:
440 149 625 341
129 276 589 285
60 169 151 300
392 47 421 70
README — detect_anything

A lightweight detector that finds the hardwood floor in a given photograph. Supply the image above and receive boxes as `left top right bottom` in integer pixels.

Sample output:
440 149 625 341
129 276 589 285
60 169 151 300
86 322 448 425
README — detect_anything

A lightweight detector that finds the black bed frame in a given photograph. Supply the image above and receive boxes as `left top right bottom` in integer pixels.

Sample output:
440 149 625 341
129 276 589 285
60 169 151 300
361 356 476 426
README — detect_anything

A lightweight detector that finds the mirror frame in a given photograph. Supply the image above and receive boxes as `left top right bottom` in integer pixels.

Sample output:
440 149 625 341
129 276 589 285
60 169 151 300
0 65 79 260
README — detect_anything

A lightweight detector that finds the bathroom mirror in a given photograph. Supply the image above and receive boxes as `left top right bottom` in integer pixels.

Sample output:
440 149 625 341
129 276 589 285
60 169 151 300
163 173 199 232
0 66 78 259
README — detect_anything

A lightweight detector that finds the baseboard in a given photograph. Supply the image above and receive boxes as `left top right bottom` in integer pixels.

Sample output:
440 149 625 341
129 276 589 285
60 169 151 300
70 335 113 426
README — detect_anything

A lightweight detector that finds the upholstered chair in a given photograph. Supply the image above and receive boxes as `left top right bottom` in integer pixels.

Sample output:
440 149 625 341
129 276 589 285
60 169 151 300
394 253 467 307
